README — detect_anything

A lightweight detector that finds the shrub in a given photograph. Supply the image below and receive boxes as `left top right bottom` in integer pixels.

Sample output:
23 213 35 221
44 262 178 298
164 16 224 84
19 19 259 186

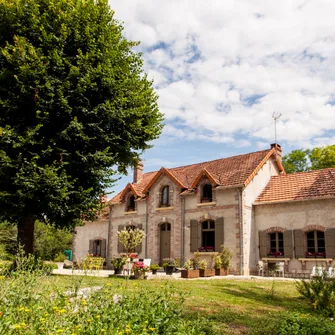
296 272 335 316
278 312 335 335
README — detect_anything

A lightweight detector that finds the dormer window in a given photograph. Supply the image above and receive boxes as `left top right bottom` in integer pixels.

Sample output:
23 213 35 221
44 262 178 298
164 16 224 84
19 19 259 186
126 195 135 212
160 185 170 207
201 184 212 203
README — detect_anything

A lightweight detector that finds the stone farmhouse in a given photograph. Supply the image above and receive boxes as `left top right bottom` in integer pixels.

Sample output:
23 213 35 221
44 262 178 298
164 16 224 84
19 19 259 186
73 143 335 275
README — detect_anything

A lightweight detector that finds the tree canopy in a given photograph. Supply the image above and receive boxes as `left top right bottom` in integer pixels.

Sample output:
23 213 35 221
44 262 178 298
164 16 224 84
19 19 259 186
282 145 335 173
0 0 163 253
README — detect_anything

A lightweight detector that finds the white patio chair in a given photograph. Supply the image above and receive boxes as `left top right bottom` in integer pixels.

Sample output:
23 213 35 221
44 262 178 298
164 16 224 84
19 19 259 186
258 261 264 276
310 266 324 278
275 262 285 277
328 267 335 278
143 259 151 267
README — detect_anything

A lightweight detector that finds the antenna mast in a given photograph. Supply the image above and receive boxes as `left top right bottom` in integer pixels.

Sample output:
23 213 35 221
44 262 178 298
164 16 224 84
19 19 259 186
272 111 281 144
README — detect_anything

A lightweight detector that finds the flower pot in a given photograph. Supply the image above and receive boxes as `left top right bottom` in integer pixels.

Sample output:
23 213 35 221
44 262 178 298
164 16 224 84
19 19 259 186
199 269 215 277
114 268 122 275
215 268 228 276
181 269 199 278
134 271 145 279
165 266 174 275
152 269 158 275
57 262 64 270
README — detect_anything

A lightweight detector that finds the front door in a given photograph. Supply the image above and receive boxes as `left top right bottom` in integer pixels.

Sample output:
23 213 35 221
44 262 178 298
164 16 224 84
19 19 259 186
160 223 171 265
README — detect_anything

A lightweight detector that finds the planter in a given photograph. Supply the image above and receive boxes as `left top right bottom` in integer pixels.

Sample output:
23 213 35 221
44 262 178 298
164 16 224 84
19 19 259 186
165 266 174 275
181 269 199 279
57 262 64 270
134 271 146 279
199 269 215 277
114 268 122 275
151 269 158 275
215 268 229 276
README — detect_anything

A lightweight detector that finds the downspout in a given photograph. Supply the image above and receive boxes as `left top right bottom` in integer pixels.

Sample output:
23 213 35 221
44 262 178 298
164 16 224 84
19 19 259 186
238 188 243 275
181 196 185 266
145 197 149 258
107 204 111 268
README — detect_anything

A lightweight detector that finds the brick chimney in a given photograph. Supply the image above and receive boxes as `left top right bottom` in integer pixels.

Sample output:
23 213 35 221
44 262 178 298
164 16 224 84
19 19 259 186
270 143 282 161
133 160 144 183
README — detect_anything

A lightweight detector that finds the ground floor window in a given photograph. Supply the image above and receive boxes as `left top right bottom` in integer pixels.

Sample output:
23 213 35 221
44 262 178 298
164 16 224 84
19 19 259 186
93 239 101 256
269 232 284 254
202 220 215 248
307 231 325 253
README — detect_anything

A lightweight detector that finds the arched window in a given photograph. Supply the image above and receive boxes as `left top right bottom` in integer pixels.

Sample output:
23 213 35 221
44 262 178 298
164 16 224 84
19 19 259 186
307 231 325 254
201 220 215 248
126 195 135 212
269 232 284 254
160 185 170 207
201 184 212 203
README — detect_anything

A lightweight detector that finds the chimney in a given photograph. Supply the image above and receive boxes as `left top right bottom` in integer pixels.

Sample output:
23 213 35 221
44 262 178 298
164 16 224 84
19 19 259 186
270 143 282 161
133 160 144 183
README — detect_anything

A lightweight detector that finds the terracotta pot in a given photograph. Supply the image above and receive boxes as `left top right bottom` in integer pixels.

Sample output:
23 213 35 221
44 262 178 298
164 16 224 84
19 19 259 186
199 269 215 277
134 271 145 279
181 269 199 278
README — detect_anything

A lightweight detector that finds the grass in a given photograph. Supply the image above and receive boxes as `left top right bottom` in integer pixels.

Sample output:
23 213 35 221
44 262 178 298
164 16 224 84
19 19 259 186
45 275 312 334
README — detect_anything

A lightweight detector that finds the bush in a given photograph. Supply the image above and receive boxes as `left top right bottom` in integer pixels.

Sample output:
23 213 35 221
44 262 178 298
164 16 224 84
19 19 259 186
0 271 219 334
278 312 335 335
296 272 335 316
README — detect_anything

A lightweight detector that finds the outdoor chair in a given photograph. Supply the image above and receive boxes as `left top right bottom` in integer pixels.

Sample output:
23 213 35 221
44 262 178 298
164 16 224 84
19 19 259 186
275 262 285 277
310 266 324 278
258 261 264 276
143 259 151 267
328 267 335 278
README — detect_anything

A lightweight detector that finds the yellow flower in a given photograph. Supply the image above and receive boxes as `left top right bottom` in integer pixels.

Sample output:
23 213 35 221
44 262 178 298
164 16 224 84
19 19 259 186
21 323 26 326
18 307 24 311
87 319 92 323
44 313 49 316
38 306 43 310
76 325 81 329
96 315 101 319
13 325 21 329
149 328 156 331
24 309 30 312
58 309 66 314
101 330 106 333
56 330 64 333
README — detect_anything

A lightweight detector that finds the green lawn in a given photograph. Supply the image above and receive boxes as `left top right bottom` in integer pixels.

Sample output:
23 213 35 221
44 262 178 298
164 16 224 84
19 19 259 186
47 275 312 334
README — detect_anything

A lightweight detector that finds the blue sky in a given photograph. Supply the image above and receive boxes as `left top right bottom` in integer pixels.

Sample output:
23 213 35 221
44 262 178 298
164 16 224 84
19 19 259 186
108 0 335 197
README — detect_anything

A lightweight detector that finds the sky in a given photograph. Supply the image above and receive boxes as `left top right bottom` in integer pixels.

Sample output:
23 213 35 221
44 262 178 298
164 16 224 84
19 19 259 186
108 0 335 197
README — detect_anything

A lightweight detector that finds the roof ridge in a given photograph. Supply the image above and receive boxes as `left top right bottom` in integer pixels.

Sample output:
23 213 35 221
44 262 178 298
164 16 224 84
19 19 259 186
270 167 335 178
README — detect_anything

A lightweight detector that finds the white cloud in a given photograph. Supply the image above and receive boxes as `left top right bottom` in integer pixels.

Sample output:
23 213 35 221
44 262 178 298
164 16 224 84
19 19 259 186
110 0 335 148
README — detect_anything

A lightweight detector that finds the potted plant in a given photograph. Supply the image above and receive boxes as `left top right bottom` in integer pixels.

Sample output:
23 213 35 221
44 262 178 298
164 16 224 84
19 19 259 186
162 258 176 275
214 255 225 276
133 261 149 279
150 264 160 275
199 259 215 277
110 257 127 275
181 259 199 278
54 252 66 269
220 245 232 275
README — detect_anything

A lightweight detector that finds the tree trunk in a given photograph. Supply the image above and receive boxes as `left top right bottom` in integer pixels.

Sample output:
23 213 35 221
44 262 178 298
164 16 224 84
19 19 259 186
17 217 35 254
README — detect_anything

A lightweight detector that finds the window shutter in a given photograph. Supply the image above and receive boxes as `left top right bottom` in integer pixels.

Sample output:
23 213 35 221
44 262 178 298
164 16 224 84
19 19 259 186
283 230 293 258
89 240 94 254
325 228 335 258
259 231 267 258
294 229 304 258
117 225 125 254
215 217 224 252
135 224 143 254
100 239 107 258
190 220 199 252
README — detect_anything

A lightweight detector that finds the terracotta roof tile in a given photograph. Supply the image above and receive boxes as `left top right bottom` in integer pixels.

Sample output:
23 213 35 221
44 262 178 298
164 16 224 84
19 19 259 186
255 168 335 204
110 148 282 203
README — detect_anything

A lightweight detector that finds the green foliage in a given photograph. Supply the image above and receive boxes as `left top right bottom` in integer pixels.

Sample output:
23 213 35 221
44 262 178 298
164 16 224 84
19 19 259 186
0 221 16 260
117 228 145 254
278 312 335 335
219 244 233 269
110 257 127 269
0 272 217 334
283 145 335 173
162 258 176 267
34 221 72 261
191 252 201 269
0 0 163 253
149 264 160 271
53 251 66 263
296 272 335 317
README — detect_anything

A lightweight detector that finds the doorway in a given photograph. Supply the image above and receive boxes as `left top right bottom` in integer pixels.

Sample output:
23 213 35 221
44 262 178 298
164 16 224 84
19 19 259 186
160 222 171 265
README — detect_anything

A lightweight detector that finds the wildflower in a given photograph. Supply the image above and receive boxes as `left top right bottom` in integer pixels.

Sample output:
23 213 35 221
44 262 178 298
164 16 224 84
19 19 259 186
101 330 106 333
96 315 101 319
58 309 66 314
13 325 21 329
44 312 49 316
149 328 156 331
18 307 25 311
56 330 64 333
87 319 92 323
24 309 30 312
21 323 26 326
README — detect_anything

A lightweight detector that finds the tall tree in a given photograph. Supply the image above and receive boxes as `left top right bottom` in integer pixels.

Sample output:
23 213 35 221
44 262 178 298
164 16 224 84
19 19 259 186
0 0 163 254
282 145 335 173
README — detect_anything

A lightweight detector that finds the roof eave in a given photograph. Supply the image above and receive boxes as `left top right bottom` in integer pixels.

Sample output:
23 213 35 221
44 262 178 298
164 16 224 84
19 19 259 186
254 195 335 206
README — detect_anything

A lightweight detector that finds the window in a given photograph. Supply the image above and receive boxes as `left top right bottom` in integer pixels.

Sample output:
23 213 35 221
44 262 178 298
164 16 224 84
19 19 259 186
201 184 212 203
160 185 170 207
201 220 215 248
160 222 171 231
269 232 284 255
126 195 135 212
93 240 101 256
307 231 325 254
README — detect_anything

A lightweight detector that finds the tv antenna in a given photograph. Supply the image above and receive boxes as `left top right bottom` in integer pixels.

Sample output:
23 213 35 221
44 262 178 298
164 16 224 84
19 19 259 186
272 111 281 144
